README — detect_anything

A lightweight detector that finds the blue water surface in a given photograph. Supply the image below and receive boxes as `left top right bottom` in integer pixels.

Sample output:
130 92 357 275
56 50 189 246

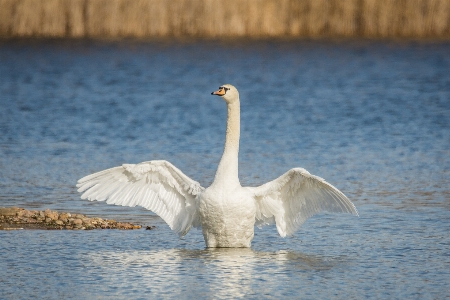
0 39 449 299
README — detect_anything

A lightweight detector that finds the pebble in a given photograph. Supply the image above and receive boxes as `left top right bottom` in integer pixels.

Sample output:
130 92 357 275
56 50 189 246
44 209 59 220
71 219 83 226
0 207 144 230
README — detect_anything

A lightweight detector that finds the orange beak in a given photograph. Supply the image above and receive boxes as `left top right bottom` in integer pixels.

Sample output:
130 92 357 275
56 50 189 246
211 87 226 96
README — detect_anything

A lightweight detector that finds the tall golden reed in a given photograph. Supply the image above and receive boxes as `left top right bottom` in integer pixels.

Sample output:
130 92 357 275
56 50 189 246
0 0 449 38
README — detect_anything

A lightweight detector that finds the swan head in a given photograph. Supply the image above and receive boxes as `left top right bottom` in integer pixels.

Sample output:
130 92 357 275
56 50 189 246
211 84 239 104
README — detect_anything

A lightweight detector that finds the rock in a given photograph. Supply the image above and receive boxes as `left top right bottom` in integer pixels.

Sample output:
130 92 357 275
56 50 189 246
26 211 36 219
83 219 90 225
0 207 24 216
71 219 83 226
45 217 52 223
55 220 64 225
44 209 59 220
58 213 70 221
17 210 32 218
117 222 129 229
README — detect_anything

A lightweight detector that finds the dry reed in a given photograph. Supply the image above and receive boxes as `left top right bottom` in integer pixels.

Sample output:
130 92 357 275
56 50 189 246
0 0 449 38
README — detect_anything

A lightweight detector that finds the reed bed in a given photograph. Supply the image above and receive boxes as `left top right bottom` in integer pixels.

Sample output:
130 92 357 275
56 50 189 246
0 0 449 38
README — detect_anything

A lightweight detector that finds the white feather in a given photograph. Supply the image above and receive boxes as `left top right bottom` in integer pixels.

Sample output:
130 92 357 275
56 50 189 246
247 168 358 237
76 160 203 237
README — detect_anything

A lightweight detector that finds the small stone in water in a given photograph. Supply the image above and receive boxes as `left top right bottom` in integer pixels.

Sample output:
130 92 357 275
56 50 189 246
72 219 83 226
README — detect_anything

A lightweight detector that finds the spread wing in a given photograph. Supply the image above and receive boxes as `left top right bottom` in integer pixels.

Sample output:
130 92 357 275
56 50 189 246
76 160 204 237
247 168 358 237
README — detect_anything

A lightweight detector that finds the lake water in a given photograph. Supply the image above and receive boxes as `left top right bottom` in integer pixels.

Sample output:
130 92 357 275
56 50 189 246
0 39 449 299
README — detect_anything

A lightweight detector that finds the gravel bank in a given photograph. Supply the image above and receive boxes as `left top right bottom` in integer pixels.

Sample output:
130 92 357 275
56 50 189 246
0 207 144 230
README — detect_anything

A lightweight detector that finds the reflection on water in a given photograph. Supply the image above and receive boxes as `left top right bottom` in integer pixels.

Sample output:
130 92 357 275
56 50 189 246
87 248 340 298
0 39 449 299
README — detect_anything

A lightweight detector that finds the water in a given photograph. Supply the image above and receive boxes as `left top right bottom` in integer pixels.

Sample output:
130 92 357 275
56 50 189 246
0 39 449 299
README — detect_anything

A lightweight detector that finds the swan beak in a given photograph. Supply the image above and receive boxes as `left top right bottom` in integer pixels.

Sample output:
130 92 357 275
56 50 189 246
211 88 226 96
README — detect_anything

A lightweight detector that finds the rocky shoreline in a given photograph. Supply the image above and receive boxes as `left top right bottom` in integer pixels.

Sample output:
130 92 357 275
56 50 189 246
0 207 143 230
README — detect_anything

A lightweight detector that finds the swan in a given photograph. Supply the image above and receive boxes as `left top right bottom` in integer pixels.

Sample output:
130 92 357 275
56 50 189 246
77 84 358 248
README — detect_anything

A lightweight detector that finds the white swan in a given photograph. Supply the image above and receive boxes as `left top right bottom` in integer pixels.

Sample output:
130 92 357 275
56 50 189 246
77 84 358 248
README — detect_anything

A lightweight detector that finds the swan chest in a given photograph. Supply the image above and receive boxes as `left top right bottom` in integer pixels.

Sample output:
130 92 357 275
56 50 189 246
198 186 256 247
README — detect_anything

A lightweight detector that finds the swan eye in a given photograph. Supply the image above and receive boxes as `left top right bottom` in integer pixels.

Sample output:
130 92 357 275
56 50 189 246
220 87 230 92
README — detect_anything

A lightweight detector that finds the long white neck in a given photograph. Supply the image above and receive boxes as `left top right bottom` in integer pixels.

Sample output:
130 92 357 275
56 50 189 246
213 100 240 187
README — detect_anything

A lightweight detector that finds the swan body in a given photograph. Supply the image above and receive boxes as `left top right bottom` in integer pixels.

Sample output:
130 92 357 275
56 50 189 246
77 84 358 248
